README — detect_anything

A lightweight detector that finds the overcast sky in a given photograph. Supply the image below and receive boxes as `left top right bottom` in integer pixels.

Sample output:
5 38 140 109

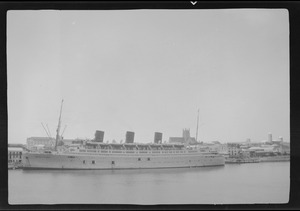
7 9 289 144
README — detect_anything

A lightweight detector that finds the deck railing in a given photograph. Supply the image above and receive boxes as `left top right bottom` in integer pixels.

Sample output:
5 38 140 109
71 149 205 155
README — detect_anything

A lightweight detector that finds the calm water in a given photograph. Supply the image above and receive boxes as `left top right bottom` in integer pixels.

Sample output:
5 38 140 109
9 162 290 205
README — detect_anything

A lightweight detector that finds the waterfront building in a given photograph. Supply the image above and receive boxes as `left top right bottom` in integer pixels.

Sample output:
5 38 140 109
241 149 251 157
27 137 89 151
8 147 23 166
275 144 290 155
247 146 264 152
62 138 88 145
60 138 77 146
271 136 286 146
244 143 290 157
207 143 228 154
26 137 55 150
227 143 242 158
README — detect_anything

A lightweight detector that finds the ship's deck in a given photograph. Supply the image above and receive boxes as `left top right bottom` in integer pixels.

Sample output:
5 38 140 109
63 142 214 155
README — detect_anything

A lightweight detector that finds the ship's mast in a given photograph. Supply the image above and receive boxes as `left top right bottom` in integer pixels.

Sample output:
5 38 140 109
196 109 199 142
55 99 64 151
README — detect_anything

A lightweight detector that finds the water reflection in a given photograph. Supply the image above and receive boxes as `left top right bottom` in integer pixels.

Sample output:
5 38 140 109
9 163 289 204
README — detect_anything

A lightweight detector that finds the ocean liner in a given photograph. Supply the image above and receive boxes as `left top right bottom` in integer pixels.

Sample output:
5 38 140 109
22 101 225 170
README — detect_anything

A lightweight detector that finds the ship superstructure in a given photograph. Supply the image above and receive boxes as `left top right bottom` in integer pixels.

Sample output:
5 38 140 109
22 142 225 169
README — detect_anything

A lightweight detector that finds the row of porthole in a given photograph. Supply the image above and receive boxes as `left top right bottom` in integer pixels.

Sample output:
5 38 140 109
81 158 212 164
82 160 96 164
82 158 152 164
138 158 151 161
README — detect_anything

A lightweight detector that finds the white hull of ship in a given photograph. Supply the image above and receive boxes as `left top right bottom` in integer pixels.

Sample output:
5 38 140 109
22 152 225 170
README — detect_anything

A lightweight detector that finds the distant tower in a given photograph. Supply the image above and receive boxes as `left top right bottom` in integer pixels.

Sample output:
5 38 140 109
182 128 190 143
246 138 251 143
279 136 284 143
154 132 163 144
268 133 273 143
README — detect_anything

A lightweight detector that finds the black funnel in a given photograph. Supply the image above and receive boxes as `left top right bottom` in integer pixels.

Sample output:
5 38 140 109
125 131 135 143
94 130 104 142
